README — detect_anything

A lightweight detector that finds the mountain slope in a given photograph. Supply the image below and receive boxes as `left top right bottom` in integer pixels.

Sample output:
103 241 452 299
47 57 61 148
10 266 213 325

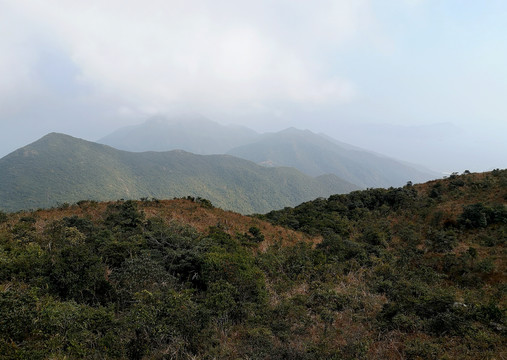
99 117 438 188
0 171 504 359
227 127 439 188
98 115 259 154
0 133 358 213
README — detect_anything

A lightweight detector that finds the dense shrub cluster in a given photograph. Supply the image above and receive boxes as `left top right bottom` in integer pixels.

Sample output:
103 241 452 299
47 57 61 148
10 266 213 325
0 201 269 359
261 170 506 358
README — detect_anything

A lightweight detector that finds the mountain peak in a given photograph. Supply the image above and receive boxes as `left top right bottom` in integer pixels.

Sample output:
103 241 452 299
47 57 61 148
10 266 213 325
0 133 357 213
40 132 67 139
278 127 312 135
98 116 258 154
145 113 210 126
26 132 77 148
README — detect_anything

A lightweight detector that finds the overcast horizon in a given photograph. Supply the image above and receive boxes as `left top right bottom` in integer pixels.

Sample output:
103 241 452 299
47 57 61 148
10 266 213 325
1 0 506 173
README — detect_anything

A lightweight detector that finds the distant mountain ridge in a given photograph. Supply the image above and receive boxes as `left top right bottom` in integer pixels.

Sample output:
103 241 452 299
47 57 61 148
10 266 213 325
99 116 438 189
0 133 358 213
227 127 438 188
98 115 259 154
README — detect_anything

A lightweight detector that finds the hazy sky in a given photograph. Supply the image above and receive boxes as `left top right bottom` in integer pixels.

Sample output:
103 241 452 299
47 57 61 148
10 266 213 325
1 0 506 172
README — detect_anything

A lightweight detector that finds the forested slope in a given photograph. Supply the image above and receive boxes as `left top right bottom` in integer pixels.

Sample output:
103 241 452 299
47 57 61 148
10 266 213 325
260 169 506 358
0 170 505 359
0 133 358 214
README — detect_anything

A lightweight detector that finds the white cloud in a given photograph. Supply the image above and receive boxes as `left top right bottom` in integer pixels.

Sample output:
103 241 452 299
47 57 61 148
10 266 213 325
0 5 43 115
5 0 375 114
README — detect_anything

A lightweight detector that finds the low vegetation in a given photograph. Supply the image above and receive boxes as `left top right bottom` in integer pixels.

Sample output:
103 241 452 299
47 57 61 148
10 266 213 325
0 170 505 359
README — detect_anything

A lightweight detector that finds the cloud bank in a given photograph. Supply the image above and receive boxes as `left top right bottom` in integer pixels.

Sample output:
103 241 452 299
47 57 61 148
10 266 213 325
4 0 379 116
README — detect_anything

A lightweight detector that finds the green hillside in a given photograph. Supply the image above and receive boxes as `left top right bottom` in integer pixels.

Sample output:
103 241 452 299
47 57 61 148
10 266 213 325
0 133 358 214
99 118 438 189
0 170 504 359
227 127 438 188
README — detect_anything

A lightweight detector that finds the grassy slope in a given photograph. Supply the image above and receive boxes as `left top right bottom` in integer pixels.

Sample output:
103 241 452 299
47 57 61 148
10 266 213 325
16 198 317 251
0 133 358 214
259 169 506 359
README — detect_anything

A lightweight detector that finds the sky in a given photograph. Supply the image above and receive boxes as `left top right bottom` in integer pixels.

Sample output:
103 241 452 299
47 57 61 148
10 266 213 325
1 0 506 173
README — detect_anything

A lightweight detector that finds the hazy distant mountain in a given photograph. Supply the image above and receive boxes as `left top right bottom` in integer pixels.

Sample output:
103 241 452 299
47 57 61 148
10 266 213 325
98 116 438 188
227 128 439 188
0 133 358 214
318 132 439 176
98 115 259 154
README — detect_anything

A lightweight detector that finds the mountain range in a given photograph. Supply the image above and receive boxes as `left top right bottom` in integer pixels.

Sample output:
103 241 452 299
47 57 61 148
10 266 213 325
98 114 259 154
99 116 438 188
0 133 357 214
227 127 437 188
0 115 442 214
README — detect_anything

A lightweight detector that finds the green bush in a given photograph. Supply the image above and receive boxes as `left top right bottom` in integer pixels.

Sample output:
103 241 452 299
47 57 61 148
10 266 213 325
0 211 7 223
426 229 457 253
105 200 145 233
48 243 112 304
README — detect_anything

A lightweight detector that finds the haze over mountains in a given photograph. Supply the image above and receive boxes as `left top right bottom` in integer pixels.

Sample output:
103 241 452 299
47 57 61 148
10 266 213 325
98 115 259 154
0 133 357 214
227 127 437 188
99 116 438 188
1 2 505 358
0 115 443 214
1 1 505 180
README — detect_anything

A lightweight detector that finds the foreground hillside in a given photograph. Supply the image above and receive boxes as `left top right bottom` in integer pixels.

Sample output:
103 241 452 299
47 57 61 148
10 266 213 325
0 170 505 359
260 169 506 358
0 133 357 214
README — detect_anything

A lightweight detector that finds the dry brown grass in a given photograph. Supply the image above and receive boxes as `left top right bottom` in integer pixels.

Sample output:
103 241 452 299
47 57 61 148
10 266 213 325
5 198 320 252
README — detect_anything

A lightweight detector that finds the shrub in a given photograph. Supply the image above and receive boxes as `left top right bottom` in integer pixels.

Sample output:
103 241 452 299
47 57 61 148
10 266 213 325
459 203 488 228
0 211 7 224
248 226 265 242
426 229 457 253
404 338 440 359
105 200 145 233
48 243 112 304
